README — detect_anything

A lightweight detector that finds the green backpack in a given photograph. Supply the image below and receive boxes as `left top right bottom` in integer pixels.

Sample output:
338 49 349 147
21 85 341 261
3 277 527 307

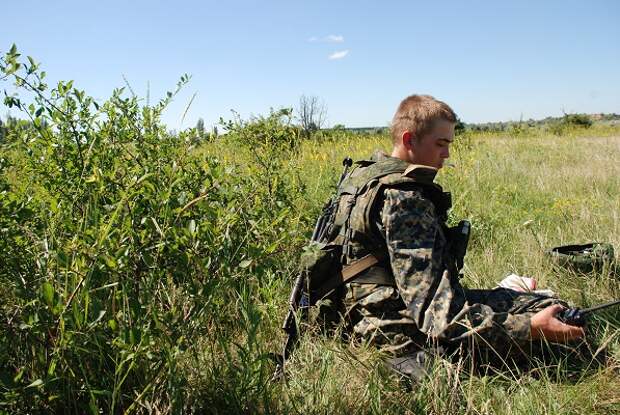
274 154 463 380
547 243 616 274
299 155 452 326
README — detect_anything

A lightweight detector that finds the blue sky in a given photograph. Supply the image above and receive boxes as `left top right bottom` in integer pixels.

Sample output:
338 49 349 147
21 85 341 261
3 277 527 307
2 1 619 129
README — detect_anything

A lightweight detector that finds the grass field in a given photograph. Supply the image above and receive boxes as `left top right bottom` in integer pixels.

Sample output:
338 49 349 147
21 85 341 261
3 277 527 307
1 51 620 413
279 130 620 415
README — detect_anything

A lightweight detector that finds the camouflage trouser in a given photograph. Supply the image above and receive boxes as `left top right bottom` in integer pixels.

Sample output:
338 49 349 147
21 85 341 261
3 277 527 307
347 287 575 378
347 286 566 354
383 289 587 379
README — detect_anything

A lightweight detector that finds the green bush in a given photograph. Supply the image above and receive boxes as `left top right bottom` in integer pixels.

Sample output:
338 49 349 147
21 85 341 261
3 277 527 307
0 46 305 413
563 113 593 128
550 113 593 135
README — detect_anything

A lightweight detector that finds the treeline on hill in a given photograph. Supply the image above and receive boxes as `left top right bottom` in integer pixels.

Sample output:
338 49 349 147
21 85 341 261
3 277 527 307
5 110 617 143
460 112 620 135
336 113 620 136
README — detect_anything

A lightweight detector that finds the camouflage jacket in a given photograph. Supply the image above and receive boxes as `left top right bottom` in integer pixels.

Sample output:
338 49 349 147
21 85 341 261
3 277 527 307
343 155 533 356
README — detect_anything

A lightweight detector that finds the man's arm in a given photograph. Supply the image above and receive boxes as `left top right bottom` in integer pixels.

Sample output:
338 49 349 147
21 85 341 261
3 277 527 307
382 188 582 351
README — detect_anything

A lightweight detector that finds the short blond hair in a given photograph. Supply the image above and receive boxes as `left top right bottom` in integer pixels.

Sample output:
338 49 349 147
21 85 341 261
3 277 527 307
391 95 457 144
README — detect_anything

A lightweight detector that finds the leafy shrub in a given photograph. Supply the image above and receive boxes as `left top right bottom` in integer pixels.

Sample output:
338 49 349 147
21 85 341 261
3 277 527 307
563 113 593 128
550 113 593 135
0 46 305 413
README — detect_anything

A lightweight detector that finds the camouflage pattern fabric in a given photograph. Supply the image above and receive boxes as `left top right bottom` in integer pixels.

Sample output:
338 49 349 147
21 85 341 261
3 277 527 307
344 187 565 359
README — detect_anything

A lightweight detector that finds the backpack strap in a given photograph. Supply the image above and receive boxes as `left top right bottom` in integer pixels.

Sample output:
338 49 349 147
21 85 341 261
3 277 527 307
352 266 395 285
342 253 384 281
311 252 388 302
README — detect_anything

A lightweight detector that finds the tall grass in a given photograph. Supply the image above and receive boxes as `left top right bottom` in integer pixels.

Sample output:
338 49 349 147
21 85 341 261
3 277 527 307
1 47 619 413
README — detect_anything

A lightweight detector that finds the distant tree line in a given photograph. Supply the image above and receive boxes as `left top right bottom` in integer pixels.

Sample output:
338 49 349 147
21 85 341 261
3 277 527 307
4 110 619 144
460 112 620 134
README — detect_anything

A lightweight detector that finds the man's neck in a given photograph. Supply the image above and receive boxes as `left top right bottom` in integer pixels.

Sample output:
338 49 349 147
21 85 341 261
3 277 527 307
390 146 408 162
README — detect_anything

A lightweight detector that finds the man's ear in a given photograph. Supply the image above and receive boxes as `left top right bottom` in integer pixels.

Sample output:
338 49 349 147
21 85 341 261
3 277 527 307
402 131 413 150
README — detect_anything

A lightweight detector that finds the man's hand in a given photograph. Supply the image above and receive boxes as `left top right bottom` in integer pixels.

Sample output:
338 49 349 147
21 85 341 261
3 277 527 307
530 304 585 342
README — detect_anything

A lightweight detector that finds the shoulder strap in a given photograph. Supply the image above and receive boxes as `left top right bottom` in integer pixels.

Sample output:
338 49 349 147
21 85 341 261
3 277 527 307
347 162 449 237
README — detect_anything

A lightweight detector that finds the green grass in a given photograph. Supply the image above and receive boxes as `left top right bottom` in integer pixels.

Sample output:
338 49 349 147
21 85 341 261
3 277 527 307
265 129 620 415
282 130 620 415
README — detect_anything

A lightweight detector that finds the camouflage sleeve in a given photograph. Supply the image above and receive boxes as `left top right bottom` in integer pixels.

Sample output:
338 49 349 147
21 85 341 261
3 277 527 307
382 188 532 350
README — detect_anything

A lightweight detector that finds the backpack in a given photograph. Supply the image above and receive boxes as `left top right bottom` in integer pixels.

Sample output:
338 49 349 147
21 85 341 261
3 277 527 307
299 154 453 327
547 243 616 274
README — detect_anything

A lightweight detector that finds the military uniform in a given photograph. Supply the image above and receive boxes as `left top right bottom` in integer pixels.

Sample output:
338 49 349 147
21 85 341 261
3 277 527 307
337 153 563 367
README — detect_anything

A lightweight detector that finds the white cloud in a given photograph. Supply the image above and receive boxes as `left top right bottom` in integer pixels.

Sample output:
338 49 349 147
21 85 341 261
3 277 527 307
325 35 344 43
328 50 349 60
308 34 345 43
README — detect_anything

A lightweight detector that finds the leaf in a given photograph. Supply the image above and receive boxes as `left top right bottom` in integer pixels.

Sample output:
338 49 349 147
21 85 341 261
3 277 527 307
26 379 43 388
90 310 106 327
6 62 20 75
265 242 278 254
141 251 154 268
13 368 24 383
103 255 117 269
41 282 54 306
85 174 98 184
239 259 253 268
108 319 117 331
47 359 57 376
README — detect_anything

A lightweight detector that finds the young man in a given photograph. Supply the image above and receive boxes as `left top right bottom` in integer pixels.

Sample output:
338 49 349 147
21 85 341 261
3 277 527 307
338 95 584 374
